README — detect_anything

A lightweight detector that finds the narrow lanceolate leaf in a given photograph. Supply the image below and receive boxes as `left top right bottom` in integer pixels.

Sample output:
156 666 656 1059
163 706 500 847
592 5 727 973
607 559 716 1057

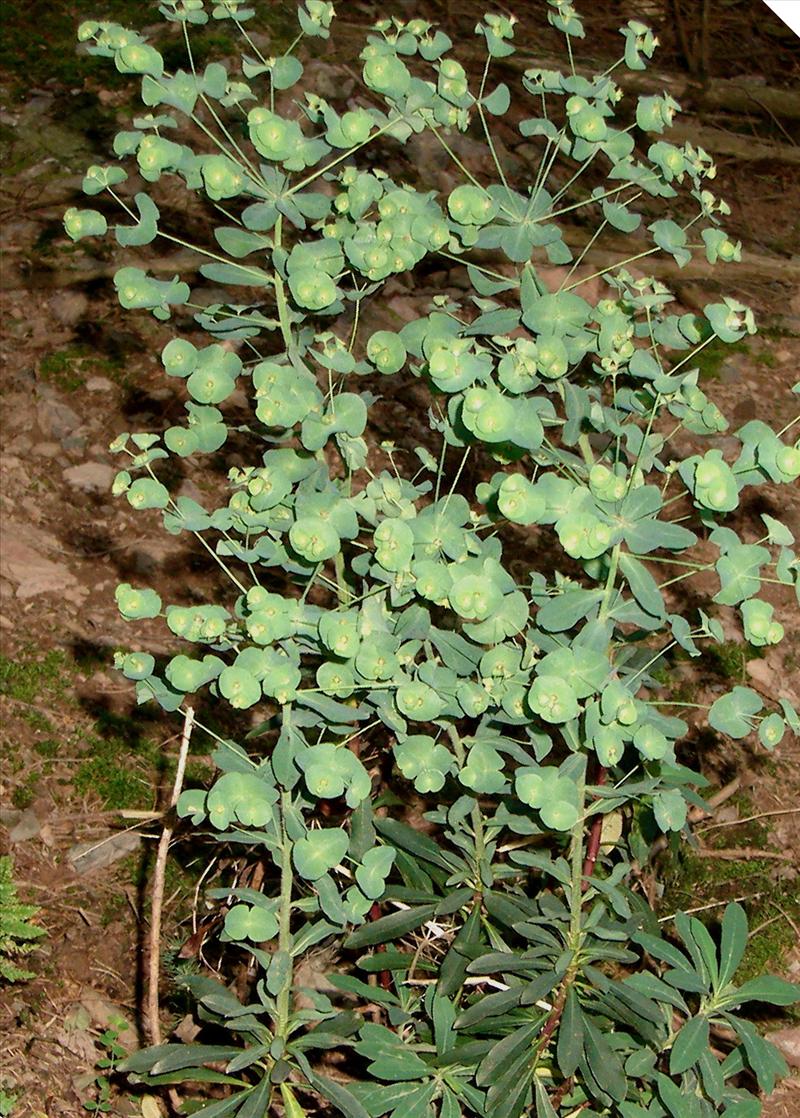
438 1089 462 1118
236 1078 271 1118
487 1065 534 1118
119 1044 243 1074
718 902 748 987
396 1083 437 1118
582 1017 627 1102
675 912 718 989
670 1014 709 1074
343 904 438 949
534 1079 558 1118
696 1046 725 1104
619 553 665 619
454 986 526 1029
556 988 584 1077
308 1072 372 1118
726 975 800 1007
476 1022 538 1088
437 904 481 998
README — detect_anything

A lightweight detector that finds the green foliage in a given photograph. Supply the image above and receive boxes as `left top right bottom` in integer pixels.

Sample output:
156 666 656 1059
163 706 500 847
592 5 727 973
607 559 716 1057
0 1088 18 1118
39 344 129 392
72 2 800 1115
83 1025 128 1114
0 856 45 984
0 649 70 703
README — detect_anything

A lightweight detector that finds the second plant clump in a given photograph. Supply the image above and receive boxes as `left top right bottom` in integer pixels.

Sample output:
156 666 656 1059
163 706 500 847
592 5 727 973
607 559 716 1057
67 2 799 1116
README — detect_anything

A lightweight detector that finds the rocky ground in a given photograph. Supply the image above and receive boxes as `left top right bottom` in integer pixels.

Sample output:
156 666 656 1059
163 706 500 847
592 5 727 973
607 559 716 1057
1 1 799 1115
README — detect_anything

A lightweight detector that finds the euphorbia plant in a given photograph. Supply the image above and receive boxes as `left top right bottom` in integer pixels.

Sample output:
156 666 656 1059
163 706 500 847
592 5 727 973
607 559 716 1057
70 1 799 1115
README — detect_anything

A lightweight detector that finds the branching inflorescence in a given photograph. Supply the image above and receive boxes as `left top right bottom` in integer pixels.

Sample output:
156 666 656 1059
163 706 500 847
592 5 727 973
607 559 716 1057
68 1 799 1115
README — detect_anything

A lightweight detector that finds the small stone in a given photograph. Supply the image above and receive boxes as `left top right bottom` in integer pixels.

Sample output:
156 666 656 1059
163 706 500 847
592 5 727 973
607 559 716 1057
9 807 42 843
0 525 83 601
61 434 87 453
747 653 799 706
31 442 61 457
7 435 32 454
37 393 82 439
67 830 141 874
85 376 114 392
63 461 114 494
769 1026 800 1068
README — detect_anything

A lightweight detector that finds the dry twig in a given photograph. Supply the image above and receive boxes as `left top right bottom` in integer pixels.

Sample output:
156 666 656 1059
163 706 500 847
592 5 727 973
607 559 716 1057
148 705 195 1046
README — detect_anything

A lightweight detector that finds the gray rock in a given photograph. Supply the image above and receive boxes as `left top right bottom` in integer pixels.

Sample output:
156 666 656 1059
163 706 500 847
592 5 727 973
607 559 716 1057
85 376 114 392
720 353 748 384
769 1026 800 1068
37 392 82 440
67 830 141 874
63 462 114 494
126 537 180 577
9 808 42 843
31 441 61 458
303 59 354 101
0 522 84 602
61 434 88 454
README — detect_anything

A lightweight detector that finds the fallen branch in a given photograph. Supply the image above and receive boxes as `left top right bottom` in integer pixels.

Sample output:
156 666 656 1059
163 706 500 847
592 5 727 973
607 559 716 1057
666 123 800 165
698 806 800 833
693 846 793 862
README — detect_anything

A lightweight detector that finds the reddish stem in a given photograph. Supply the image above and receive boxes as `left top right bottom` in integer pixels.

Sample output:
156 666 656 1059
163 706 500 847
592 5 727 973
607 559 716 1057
368 902 392 990
581 765 608 891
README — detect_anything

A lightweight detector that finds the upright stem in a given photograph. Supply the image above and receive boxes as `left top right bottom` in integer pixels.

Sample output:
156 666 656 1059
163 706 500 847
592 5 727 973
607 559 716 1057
275 787 295 1039
598 543 621 621
533 767 588 1066
581 765 608 889
568 767 587 947
446 726 486 886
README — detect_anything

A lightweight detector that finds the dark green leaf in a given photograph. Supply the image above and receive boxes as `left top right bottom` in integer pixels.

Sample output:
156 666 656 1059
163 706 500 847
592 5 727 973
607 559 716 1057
670 1015 709 1074
476 1022 538 1088
344 904 438 950
438 904 481 998
556 988 584 1076
728 976 800 1007
236 1079 270 1118
534 1079 558 1118
454 986 525 1029
583 1017 627 1102
309 1072 372 1118
119 1044 243 1075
